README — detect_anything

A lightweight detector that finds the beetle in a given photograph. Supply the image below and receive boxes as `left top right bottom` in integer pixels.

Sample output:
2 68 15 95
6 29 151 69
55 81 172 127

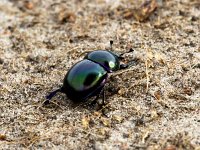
45 41 133 105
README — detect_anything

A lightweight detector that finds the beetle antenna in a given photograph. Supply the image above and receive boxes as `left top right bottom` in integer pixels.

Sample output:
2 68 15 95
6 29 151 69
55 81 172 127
110 40 113 51
44 88 62 104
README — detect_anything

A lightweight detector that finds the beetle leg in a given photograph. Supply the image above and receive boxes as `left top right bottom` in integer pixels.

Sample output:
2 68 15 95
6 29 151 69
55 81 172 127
118 48 135 70
91 86 106 107
120 59 137 70
98 86 106 105
102 87 105 105
90 95 99 106
120 64 129 69
44 88 62 104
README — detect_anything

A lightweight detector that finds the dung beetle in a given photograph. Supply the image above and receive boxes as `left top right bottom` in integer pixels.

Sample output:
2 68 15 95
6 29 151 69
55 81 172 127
46 41 134 105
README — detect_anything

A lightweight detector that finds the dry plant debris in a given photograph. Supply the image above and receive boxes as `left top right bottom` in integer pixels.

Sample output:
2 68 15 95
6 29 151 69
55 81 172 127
133 0 158 22
123 0 158 21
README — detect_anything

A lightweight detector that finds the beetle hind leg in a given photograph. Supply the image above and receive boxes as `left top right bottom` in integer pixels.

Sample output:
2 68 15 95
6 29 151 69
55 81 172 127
99 87 105 105
44 88 62 105
90 86 106 107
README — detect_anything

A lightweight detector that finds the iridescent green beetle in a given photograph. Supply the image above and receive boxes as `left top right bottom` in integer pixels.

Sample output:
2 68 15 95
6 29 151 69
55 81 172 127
46 41 133 104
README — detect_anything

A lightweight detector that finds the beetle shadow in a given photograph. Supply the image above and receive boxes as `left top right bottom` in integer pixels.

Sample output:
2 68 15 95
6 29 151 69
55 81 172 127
42 91 106 112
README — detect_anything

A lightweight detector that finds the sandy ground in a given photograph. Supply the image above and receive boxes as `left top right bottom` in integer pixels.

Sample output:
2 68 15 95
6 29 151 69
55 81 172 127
0 0 200 149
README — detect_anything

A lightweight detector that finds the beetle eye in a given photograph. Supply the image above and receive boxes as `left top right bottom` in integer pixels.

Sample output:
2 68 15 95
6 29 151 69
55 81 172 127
109 61 115 69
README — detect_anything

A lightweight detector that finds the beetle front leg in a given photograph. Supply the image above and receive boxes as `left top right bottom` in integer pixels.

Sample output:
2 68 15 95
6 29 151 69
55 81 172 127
120 64 129 69
118 48 136 70
119 59 137 70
